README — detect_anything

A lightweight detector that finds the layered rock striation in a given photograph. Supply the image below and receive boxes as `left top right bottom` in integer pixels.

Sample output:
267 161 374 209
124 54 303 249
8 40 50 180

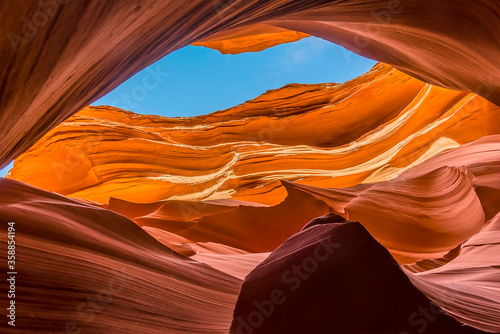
8 63 500 207
1 0 499 169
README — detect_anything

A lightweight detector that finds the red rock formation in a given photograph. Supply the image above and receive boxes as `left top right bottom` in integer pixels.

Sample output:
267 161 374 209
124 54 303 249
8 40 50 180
230 215 485 334
6 59 500 267
0 178 243 333
403 211 500 333
98 133 500 266
1 0 499 169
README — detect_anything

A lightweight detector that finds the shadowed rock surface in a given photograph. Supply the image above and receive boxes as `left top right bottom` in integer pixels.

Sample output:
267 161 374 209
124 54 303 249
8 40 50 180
230 215 485 334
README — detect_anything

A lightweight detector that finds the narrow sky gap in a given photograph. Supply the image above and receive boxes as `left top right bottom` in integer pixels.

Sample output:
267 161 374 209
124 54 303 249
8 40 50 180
92 37 376 117
0 160 13 177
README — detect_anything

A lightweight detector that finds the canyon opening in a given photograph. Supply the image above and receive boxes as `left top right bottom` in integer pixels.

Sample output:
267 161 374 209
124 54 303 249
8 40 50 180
0 1 499 334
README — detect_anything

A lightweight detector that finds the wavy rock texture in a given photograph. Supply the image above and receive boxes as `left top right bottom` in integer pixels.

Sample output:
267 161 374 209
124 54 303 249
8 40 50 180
104 184 331 254
284 135 500 262
8 63 500 206
1 0 499 169
403 212 500 333
103 136 498 267
0 178 247 333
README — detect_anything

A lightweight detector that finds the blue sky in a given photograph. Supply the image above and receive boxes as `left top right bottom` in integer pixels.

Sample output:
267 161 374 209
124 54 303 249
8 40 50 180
91 36 376 117
1 161 13 177
0 37 375 177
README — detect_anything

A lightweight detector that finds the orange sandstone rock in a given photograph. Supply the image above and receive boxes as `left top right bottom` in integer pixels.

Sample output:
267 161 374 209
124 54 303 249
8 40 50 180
8 64 500 206
192 24 310 54
1 0 499 169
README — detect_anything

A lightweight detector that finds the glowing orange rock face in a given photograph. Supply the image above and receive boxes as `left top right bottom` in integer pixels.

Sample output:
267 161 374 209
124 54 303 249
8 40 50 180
192 24 310 54
1 0 499 170
9 63 500 207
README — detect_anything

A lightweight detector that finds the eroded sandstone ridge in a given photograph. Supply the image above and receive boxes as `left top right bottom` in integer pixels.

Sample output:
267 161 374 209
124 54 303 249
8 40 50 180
1 0 499 169
0 178 245 333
